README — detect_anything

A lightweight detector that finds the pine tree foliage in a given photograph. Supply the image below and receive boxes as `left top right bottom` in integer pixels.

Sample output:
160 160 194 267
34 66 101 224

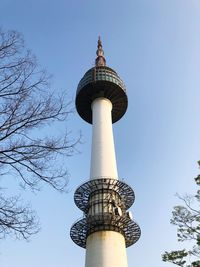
162 162 200 267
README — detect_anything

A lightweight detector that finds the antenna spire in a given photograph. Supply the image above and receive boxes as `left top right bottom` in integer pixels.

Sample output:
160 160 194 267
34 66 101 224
95 36 106 67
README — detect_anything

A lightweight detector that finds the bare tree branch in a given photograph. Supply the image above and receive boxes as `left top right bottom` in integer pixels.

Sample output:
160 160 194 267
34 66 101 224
0 29 79 240
0 194 39 240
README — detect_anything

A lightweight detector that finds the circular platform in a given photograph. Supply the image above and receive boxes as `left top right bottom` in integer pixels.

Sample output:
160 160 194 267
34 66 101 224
76 66 128 124
74 178 135 213
70 214 141 248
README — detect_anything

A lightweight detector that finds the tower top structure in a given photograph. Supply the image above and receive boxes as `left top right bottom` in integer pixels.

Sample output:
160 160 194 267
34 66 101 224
95 36 106 67
75 37 128 124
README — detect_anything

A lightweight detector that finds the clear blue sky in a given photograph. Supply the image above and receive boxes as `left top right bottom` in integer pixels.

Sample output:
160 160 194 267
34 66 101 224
1 0 200 266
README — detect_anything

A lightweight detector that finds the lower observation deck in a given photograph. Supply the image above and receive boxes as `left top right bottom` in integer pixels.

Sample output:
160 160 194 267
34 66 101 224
70 178 141 248
70 213 141 248
74 178 135 212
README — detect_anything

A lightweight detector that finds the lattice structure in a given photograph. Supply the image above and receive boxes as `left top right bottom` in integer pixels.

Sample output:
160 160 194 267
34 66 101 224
70 178 141 248
74 178 135 212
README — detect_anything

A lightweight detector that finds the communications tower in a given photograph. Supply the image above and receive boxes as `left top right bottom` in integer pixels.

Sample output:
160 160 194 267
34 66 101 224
70 38 141 267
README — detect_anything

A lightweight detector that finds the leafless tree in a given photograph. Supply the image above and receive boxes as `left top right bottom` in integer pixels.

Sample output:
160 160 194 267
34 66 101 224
0 29 78 240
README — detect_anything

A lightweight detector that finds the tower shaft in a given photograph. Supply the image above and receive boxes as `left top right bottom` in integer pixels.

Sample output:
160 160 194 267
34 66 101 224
85 231 128 267
90 97 118 179
86 96 128 267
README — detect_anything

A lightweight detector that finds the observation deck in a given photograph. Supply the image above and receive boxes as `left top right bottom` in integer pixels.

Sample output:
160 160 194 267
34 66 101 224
76 68 127 124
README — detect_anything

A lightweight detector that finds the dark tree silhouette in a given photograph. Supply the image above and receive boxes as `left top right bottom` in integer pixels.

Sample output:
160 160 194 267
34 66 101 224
0 29 78 240
162 162 200 267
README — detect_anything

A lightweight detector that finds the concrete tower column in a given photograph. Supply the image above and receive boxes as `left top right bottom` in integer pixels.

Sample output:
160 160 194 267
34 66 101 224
86 96 128 267
85 231 128 267
90 97 118 179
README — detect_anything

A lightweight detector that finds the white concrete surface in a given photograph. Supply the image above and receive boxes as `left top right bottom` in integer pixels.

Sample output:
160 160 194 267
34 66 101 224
90 97 118 179
85 231 128 267
86 97 128 267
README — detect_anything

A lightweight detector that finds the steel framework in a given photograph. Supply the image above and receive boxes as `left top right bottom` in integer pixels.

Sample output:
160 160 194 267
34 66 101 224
70 178 141 248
